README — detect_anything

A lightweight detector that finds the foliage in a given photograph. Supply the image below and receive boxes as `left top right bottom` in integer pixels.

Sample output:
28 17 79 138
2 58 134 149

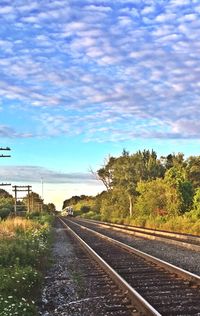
80 205 91 213
0 265 41 298
186 156 200 188
135 179 181 217
185 188 200 220
0 208 11 220
0 189 13 198
81 211 101 220
63 195 91 210
62 149 200 234
0 294 36 316
164 166 194 213
71 197 95 216
0 216 52 316
99 189 129 221
0 196 14 216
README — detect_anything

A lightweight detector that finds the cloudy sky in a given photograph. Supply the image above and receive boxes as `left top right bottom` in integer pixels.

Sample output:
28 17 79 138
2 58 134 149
0 0 200 209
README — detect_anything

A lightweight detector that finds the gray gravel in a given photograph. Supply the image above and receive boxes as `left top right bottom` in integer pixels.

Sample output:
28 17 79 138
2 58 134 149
38 223 79 316
38 220 133 316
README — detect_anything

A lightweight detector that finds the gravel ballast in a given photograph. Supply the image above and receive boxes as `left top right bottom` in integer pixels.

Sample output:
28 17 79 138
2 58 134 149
75 219 200 276
38 220 133 316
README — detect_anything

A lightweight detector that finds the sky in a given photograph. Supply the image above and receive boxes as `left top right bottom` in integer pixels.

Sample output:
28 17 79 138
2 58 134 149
0 0 200 210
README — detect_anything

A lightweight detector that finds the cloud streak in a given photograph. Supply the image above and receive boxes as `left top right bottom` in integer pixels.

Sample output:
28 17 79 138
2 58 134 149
0 165 99 184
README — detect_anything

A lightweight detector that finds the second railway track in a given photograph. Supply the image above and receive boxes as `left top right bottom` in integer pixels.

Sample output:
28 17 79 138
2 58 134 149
77 218 200 251
59 216 200 316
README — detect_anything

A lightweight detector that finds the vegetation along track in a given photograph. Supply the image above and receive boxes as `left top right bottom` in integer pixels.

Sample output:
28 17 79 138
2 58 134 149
78 218 200 251
60 217 200 316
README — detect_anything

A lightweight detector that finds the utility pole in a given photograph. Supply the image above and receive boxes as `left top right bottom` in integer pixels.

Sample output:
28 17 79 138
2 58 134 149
0 147 11 158
0 147 11 186
12 185 32 215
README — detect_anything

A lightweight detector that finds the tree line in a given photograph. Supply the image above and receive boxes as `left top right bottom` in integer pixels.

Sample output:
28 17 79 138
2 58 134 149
63 150 200 229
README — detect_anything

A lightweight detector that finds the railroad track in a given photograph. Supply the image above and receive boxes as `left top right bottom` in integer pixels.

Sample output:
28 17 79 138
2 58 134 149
75 218 200 252
59 216 200 316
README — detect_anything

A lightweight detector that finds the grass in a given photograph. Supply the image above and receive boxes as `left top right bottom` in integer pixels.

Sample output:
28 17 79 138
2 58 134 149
0 214 53 315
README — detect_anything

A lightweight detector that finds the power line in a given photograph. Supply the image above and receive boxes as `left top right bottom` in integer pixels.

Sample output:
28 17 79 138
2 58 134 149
0 147 11 186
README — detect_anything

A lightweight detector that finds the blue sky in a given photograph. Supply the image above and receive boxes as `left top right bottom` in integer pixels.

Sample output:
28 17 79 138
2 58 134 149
0 0 200 209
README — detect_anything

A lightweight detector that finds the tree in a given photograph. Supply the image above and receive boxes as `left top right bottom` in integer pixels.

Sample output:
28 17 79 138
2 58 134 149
111 153 137 217
47 203 56 213
0 189 13 198
0 194 14 218
97 149 166 217
135 178 181 217
160 153 185 170
62 195 91 209
190 188 200 218
97 156 116 190
186 156 200 188
165 166 193 213
23 192 43 212
100 189 129 221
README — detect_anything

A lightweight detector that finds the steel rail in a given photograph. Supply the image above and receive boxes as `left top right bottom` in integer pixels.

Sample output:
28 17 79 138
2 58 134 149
58 217 161 316
78 218 200 252
65 217 200 286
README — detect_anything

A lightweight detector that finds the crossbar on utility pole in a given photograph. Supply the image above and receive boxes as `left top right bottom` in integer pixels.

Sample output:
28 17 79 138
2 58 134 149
0 147 11 158
0 147 11 150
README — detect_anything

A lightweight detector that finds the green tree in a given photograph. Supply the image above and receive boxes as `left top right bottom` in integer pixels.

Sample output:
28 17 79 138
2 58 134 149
100 189 129 221
97 149 165 217
0 196 14 218
97 156 116 190
23 192 43 212
135 178 181 217
160 153 185 170
165 166 193 213
47 203 56 213
186 156 200 188
0 189 13 198
111 153 138 217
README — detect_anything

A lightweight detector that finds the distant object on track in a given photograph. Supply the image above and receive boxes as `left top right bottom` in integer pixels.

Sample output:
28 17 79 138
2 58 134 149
63 206 74 217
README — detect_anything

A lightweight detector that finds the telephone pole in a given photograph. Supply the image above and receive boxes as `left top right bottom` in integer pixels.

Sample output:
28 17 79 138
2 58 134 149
0 147 11 158
12 185 32 215
0 147 11 186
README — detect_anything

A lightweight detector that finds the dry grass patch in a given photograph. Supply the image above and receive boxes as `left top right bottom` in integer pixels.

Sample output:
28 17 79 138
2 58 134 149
0 217 41 238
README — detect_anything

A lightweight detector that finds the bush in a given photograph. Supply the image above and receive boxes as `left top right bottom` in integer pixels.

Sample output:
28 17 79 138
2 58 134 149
80 206 91 213
0 265 41 298
81 211 101 220
0 295 36 316
0 208 11 220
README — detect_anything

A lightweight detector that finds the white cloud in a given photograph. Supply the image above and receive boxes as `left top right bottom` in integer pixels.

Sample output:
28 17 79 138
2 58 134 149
0 165 99 184
0 0 200 141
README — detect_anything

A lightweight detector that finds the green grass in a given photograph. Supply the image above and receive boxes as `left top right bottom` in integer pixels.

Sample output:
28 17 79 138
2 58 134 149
0 214 53 315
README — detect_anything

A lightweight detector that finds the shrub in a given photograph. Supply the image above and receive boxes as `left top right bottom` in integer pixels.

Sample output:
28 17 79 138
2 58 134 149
0 265 41 298
0 295 36 316
0 208 11 220
80 205 91 214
